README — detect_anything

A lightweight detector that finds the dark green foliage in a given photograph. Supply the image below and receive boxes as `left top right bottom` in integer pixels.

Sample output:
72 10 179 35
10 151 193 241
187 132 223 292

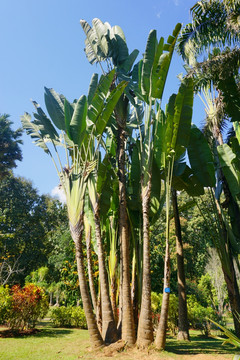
0 175 65 285
0 114 22 179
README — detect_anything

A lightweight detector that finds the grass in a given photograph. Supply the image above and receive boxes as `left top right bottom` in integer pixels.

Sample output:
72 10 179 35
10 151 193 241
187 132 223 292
0 321 238 360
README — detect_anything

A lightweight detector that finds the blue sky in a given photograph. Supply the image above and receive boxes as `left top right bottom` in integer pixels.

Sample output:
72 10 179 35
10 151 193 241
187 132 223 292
0 0 204 197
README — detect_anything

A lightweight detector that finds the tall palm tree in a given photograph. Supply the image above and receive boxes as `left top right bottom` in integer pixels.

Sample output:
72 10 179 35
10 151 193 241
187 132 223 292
178 0 240 66
80 18 139 344
172 188 190 341
154 78 194 350
21 71 126 346
178 0 240 337
132 23 183 347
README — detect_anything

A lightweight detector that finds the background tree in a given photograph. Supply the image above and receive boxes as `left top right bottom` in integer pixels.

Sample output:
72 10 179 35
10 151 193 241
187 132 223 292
0 174 64 285
0 114 22 179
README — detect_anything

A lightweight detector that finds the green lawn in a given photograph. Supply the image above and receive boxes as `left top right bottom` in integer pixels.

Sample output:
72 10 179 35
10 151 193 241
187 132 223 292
0 322 238 360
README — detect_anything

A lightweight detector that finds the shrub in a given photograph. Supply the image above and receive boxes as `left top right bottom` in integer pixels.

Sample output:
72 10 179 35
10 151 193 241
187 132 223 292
7 283 49 330
50 307 72 327
151 292 178 334
71 307 87 329
187 295 218 336
0 285 12 325
50 306 87 329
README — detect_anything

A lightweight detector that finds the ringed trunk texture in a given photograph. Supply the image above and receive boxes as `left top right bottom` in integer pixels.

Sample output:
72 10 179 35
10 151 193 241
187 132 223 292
117 125 136 345
71 221 103 348
131 261 139 335
155 238 170 349
137 182 153 347
172 189 190 341
94 205 118 343
86 227 98 315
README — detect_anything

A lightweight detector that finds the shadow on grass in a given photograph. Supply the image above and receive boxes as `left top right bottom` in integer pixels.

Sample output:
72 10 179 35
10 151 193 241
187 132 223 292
0 327 74 339
165 334 236 355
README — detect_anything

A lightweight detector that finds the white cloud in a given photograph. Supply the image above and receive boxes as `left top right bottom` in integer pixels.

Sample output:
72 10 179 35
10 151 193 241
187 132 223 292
51 186 66 203
173 0 180 6
156 11 162 18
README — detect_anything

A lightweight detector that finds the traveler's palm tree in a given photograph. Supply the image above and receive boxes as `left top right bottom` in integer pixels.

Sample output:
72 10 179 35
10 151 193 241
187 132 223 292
80 18 139 344
21 70 127 346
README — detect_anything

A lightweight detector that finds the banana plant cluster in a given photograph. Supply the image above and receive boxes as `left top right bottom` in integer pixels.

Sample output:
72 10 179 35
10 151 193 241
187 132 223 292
21 16 240 350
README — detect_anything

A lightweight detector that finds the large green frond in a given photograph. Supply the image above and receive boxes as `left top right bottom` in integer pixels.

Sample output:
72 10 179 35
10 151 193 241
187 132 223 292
188 125 216 187
44 88 66 131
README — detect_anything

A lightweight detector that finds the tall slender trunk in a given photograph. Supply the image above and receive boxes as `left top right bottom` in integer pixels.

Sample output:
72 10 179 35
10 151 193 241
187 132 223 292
71 220 103 348
213 125 240 337
137 182 153 347
155 160 173 350
155 236 170 349
131 252 139 335
110 260 118 323
117 123 136 345
215 199 240 337
222 257 240 337
86 226 98 315
93 205 118 343
172 189 190 341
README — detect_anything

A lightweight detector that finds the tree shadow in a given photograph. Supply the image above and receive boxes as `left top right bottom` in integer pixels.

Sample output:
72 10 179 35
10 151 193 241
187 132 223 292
165 335 236 355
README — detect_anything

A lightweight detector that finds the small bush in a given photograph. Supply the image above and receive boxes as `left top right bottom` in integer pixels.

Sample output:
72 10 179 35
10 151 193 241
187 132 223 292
50 306 87 329
7 284 49 330
71 307 87 329
0 285 12 325
50 307 72 327
187 295 218 336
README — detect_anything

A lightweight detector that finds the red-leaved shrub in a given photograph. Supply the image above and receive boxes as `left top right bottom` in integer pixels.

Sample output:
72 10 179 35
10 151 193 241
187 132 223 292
7 283 48 330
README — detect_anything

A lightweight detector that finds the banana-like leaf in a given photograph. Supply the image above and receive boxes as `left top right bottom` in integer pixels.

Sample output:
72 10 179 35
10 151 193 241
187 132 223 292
31 101 59 140
217 143 240 204
87 70 115 125
21 113 50 153
44 88 66 131
94 80 128 136
164 93 177 160
209 319 240 348
80 19 109 65
154 108 167 170
153 23 181 100
64 98 74 140
96 155 113 195
105 126 117 157
110 25 129 65
172 165 204 196
233 121 240 144
141 29 157 98
120 49 139 73
88 73 99 104
171 78 193 159
70 95 87 147
173 152 186 177
188 125 215 187
140 23 181 102
92 18 111 57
